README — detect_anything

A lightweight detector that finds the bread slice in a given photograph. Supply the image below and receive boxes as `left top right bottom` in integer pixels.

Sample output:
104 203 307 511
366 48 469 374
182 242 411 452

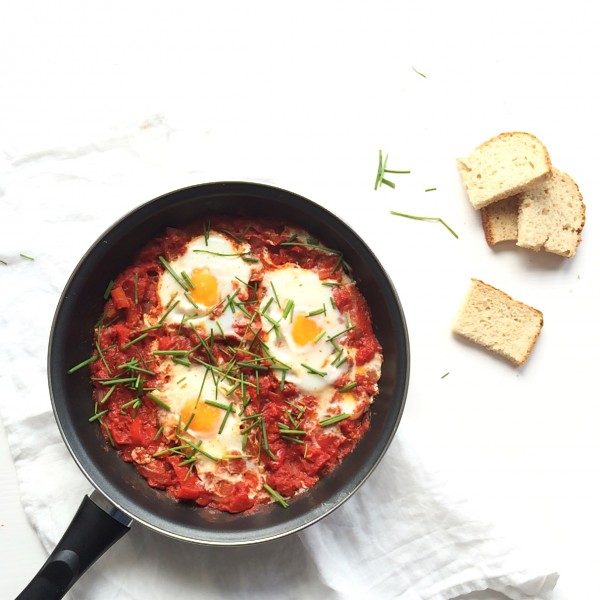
452 279 543 366
517 167 586 257
480 195 520 245
457 132 552 209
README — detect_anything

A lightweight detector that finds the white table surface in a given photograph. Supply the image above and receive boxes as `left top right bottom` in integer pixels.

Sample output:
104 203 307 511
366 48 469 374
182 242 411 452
1 2 598 598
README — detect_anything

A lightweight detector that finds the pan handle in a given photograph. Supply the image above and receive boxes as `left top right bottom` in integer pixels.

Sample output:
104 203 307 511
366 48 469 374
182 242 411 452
16 491 132 600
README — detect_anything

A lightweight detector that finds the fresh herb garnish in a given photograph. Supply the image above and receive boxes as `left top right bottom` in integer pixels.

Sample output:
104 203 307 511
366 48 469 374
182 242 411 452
338 381 358 393
146 392 171 411
158 256 188 290
319 413 350 427
390 210 458 239
263 483 289 508
374 150 410 190
67 355 99 374
103 280 115 300
412 66 427 78
301 363 327 377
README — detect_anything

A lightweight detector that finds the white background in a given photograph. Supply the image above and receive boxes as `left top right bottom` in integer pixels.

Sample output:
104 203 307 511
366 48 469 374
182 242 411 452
1 1 598 598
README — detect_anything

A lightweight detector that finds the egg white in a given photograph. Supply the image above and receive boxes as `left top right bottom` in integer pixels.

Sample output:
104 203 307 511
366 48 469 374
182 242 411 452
155 362 245 470
156 232 256 337
259 265 351 402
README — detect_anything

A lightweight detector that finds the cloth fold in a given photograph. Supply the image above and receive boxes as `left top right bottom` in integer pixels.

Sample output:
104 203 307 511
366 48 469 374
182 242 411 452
0 117 558 600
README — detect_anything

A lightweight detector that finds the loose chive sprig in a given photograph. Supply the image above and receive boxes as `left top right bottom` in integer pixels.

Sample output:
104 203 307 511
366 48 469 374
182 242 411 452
390 210 458 239
374 150 410 190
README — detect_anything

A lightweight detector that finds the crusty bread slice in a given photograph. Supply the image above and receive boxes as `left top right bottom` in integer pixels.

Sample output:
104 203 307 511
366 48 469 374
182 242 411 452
517 167 586 257
480 195 520 245
457 132 552 209
452 278 543 367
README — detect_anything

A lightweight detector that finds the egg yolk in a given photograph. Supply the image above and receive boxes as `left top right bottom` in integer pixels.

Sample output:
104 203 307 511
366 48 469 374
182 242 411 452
190 267 219 306
292 315 323 346
181 400 222 433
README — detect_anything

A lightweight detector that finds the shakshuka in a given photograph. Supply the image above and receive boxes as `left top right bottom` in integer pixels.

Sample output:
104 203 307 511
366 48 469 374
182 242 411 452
75 217 382 513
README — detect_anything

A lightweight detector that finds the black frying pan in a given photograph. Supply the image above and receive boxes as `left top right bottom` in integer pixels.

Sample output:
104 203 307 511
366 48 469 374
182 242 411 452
18 182 410 599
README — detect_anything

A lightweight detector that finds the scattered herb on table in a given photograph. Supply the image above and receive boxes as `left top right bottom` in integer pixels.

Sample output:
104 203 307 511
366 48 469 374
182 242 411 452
374 150 410 190
390 210 458 239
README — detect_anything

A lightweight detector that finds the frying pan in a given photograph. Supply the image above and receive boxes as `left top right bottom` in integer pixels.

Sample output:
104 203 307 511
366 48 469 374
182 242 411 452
18 182 410 599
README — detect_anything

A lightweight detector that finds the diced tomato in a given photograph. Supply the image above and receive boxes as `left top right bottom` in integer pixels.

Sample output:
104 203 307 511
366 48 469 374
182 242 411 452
110 285 130 310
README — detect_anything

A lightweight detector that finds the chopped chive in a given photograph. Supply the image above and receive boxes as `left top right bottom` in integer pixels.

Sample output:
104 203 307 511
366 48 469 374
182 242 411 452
198 448 218 462
99 385 117 404
263 483 289 508
101 421 115 447
327 324 355 342
147 392 171 411
133 272 139 304
281 435 306 444
157 299 181 324
103 280 115 300
374 150 411 190
153 426 164 440
94 339 112 375
181 270 195 289
219 228 243 243
308 304 326 317
153 349 189 356
270 282 281 308
262 297 275 317
203 221 210 246
194 249 250 259
179 454 198 467
242 256 259 263
205 399 230 411
139 323 163 333
183 412 196 431
184 291 199 309
96 376 138 385
218 403 234 434
20 253 35 261
319 413 350 427
338 381 358 393
172 357 192 367
301 363 327 377
282 299 294 320
390 210 458 239
441 372 449 379
158 256 188 290
88 409 109 422
121 332 149 350
312 330 326 344
424 187 437 192
412 65 427 78
67 355 99 374
277 427 306 436
0 259 7 265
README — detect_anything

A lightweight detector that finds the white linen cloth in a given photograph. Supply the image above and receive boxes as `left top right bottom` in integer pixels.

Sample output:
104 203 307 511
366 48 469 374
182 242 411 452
0 118 558 600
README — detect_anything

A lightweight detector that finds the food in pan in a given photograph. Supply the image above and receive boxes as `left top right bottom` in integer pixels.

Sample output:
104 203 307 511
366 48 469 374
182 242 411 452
81 217 382 513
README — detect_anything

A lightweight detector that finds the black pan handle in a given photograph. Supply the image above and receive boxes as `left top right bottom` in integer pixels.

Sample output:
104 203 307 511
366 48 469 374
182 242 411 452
16 491 132 600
